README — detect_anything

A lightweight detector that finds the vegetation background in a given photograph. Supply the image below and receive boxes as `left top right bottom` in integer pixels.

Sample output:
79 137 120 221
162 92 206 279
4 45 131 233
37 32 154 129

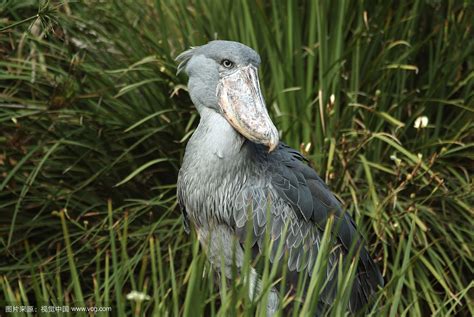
1 0 472 316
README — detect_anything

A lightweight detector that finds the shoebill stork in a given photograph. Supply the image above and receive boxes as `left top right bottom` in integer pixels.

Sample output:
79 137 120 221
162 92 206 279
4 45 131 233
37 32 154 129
176 40 383 314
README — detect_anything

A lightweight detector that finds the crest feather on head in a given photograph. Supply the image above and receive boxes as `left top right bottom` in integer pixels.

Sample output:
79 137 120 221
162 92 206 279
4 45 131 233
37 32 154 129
175 46 199 75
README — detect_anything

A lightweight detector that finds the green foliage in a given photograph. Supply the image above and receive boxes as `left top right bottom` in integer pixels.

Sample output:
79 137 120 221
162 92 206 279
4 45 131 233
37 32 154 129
1 0 472 316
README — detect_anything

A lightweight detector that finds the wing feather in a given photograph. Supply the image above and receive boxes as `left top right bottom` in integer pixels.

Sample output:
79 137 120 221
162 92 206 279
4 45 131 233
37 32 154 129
230 142 383 312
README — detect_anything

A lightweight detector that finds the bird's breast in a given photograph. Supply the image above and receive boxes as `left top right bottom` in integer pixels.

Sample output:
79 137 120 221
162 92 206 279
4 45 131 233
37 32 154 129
178 142 257 230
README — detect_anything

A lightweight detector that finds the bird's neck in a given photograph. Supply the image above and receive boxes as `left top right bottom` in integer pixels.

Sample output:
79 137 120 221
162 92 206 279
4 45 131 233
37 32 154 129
183 108 249 174
191 108 245 158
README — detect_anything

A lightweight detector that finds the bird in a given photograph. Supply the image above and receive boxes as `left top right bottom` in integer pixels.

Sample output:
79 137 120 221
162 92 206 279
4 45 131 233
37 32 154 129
176 40 383 315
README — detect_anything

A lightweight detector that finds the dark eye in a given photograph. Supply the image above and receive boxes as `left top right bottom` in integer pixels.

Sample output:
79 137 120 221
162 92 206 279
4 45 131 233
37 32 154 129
221 59 234 68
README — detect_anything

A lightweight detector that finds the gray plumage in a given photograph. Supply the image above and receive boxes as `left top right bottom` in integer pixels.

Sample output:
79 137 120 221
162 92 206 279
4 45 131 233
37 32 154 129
176 40 383 313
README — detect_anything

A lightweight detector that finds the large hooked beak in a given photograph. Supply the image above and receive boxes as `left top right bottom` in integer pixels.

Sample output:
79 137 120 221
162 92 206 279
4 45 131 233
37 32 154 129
217 65 279 152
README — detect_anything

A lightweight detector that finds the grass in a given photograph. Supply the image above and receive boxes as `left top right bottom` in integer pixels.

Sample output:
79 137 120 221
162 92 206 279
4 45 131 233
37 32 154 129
1 0 473 316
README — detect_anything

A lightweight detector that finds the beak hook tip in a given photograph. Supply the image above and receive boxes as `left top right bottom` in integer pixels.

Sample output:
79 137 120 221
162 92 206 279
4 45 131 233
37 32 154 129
268 142 278 153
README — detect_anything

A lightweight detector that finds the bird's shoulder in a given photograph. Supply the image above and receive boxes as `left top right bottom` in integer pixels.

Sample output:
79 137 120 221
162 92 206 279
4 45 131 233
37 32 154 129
266 142 342 226
235 142 358 252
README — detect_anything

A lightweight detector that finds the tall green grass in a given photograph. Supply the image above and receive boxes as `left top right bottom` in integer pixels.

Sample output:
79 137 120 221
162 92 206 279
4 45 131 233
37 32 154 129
1 0 472 316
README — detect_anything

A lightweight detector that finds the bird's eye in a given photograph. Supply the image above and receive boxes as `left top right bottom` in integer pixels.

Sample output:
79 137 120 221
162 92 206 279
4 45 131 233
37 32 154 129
221 59 234 68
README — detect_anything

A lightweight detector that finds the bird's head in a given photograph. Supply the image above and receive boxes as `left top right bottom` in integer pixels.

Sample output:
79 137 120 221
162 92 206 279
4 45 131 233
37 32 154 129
176 40 279 152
